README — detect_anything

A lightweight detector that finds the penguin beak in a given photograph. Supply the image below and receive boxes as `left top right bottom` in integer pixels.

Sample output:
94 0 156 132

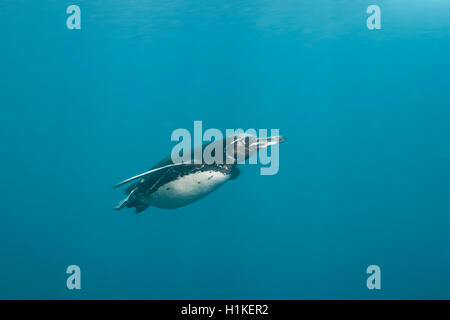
256 136 285 149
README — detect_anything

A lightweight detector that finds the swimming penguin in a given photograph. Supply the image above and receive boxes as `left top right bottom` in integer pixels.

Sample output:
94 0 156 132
113 133 284 212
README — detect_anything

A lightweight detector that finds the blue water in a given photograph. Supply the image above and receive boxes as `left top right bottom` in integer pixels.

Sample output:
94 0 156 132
0 0 449 299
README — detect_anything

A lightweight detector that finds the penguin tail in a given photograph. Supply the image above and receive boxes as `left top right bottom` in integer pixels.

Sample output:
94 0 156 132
134 204 149 213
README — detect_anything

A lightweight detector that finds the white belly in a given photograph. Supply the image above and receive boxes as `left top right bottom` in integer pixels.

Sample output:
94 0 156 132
143 170 230 209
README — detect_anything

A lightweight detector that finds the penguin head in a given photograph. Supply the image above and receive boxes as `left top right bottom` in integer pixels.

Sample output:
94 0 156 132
224 133 284 163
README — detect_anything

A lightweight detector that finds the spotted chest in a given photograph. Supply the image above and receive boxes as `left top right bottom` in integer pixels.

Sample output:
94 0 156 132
139 170 231 209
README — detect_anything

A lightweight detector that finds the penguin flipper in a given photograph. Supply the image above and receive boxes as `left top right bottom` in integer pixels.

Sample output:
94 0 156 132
113 162 193 189
115 194 131 211
115 191 149 213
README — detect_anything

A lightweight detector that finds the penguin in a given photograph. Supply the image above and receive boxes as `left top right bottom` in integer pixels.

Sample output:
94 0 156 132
113 133 284 212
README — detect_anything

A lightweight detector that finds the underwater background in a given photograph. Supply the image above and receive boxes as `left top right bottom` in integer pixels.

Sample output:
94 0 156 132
0 0 449 299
